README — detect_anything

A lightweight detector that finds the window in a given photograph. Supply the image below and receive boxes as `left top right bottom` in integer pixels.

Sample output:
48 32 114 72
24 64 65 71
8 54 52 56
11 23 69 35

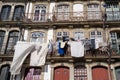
110 32 117 39
0 31 5 53
6 31 19 53
34 5 46 22
90 31 102 40
94 4 98 8
13 5 24 21
88 4 92 8
74 31 84 40
110 32 118 52
24 67 41 80
90 31 103 49
0 65 10 80
30 32 45 43
105 1 120 21
57 4 69 20
73 4 83 17
74 65 87 80
115 67 120 80
0 5 11 20
56 31 69 41
87 4 101 20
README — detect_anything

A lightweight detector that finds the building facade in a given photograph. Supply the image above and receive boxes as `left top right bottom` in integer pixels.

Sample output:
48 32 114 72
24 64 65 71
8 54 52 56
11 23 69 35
0 0 120 80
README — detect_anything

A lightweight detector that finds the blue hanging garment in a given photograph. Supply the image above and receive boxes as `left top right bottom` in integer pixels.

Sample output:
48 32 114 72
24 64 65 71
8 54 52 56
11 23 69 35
58 42 64 55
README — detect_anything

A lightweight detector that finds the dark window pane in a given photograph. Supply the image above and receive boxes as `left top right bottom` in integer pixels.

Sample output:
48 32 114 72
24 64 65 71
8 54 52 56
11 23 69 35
0 5 11 20
6 31 19 54
13 6 24 21
0 31 5 53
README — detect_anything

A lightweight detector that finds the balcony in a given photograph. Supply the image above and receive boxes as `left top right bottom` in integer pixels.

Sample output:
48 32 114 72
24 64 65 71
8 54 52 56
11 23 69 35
24 11 103 22
1 11 120 24
47 44 120 59
0 41 120 62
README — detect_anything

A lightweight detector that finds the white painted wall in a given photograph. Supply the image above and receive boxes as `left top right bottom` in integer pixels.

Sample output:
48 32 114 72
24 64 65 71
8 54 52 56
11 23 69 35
24 29 28 41
44 65 51 80
49 3 55 20
25 2 33 19
47 28 53 42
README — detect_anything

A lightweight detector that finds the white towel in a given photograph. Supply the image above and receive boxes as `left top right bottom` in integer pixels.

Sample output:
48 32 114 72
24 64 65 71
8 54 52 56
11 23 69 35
30 43 48 66
95 38 102 49
10 41 35 74
70 41 84 57
60 41 66 48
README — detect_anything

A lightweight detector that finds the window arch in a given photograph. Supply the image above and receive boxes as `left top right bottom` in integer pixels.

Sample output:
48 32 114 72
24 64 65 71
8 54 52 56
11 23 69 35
54 66 69 80
24 67 42 80
0 31 5 53
92 66 108 80
0 5 11 21
74 65 87 80
0 65 10 80
13 5 24 21
33 4 46 22
6 31 19 54
30 31 45 43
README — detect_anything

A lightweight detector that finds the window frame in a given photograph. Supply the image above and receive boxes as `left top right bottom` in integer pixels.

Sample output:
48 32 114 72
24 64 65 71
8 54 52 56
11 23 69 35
74 65 87 80
30 31 45 43
6 31 19 54
33 4 46 22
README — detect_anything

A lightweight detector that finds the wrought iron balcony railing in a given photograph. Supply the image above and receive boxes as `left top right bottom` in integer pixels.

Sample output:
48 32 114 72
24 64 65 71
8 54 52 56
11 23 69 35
0 42 119 58
1 11 120 22
47 45 119 57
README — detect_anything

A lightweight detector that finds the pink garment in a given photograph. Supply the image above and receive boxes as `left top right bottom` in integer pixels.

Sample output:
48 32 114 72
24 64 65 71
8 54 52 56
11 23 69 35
25 68 41 80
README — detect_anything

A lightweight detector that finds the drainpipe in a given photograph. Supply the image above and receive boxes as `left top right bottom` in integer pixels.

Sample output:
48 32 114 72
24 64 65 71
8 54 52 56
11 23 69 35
108 47 112 80
103 2 112 80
